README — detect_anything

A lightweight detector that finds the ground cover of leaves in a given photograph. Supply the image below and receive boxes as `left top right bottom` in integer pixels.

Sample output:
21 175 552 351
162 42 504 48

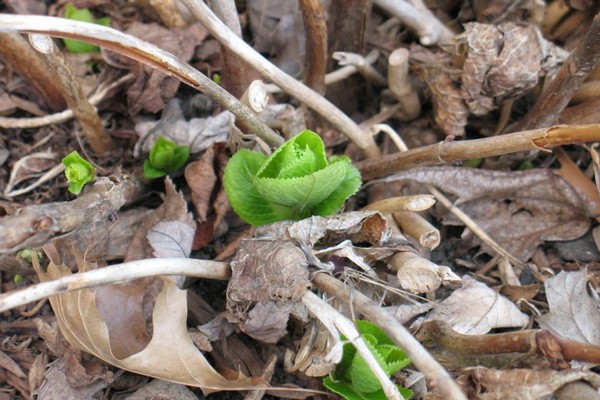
2 1 600 399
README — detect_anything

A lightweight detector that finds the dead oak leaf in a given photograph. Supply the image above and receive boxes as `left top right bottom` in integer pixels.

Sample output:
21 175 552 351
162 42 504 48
537 270 600 344
382 167 590 261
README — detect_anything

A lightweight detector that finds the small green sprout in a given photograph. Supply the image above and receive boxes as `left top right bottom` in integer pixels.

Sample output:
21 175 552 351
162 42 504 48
62 151 95 194
323 320 412 400
13 274 25 284
16 248 41 263
223 130 362 226
143 136 190 179
63 4 110 53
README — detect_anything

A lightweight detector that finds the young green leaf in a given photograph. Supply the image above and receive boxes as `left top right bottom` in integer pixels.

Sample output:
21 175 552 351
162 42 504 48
223 130 361 226
323 320 412 400
143 136 190 179
63 4 110 53
62 151 95 195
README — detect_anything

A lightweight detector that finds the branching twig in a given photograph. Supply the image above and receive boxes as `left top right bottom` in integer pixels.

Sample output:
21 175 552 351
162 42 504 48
0 14 283 148
180 0 381 158
0 258 229 313
312 273 467 400
372 0 454 45
511 11 600 131
358 124 600 180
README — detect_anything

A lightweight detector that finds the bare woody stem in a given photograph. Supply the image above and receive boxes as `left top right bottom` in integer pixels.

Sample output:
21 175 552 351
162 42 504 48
510 10 600 131
358 124 600 180
181 0 381 158
299 0 328 95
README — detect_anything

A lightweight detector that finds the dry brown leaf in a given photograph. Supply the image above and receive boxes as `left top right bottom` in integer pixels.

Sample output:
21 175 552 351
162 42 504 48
383 167 591 261
125 379 199 400
185 145 217 223
537 270 600 344
255 211 390 248
147 221 194 258
37 356 111 400
103 22 208 114
456 367 600 400
424 275 529 334
227 239 311 343
33 260 260 394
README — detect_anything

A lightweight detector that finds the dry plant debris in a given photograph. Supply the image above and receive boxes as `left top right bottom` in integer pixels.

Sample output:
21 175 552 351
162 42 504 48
2 1 600 400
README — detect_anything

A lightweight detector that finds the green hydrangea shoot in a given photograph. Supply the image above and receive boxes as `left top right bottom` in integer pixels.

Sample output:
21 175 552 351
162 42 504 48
224 130 362 226
62 151 95 195
63 4 110 53
323 320 413 400
143 136 190 179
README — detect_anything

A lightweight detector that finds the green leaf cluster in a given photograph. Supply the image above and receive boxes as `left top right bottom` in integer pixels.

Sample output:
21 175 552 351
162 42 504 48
223 130 361 226
62 151 95 195
63 4 110 53
143 136 190 179
323 320 412 400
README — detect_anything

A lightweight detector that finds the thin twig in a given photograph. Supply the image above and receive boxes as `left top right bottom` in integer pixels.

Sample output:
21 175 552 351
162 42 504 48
510 10 600 131
312 273 467 400
28 34 115 155
0 14 283 148
181 0 381 158
372 0 454 45
358 124 600 180
0 258 229 313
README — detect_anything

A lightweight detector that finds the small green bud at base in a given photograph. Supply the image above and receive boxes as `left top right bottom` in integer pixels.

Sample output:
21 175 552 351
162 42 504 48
62 151 95 195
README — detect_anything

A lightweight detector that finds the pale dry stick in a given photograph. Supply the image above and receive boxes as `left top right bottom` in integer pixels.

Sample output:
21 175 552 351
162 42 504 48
372 0 454 45
180 0 381 158
239 80 268 113
0 73 134 129
358 124 600 180
264 49 381 93
301 291 404 400
4 163 65 198
0 14 283 148
394 211 440 250
388 48 420 121
0 258 230 313
332 51 387 86
312 273 467 400
361 194 436 213
28 34 115 155
149 0 187 27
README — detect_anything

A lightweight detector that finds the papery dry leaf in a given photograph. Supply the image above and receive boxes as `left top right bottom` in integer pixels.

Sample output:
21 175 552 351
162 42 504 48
240 301 308 343
383 167 590 261
125 379 199 400
33 260 260 394
185 145 217 222
147 220 194 258
284 321 336 377
125 178 193 261
227 239 311 343
385 302 435 325
255 211 390 248
37 356 110 400
103 22 208 114
135 99 230 154
390 252 461 293
456 367 600 400
424 275 529 334
537 270 600 344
